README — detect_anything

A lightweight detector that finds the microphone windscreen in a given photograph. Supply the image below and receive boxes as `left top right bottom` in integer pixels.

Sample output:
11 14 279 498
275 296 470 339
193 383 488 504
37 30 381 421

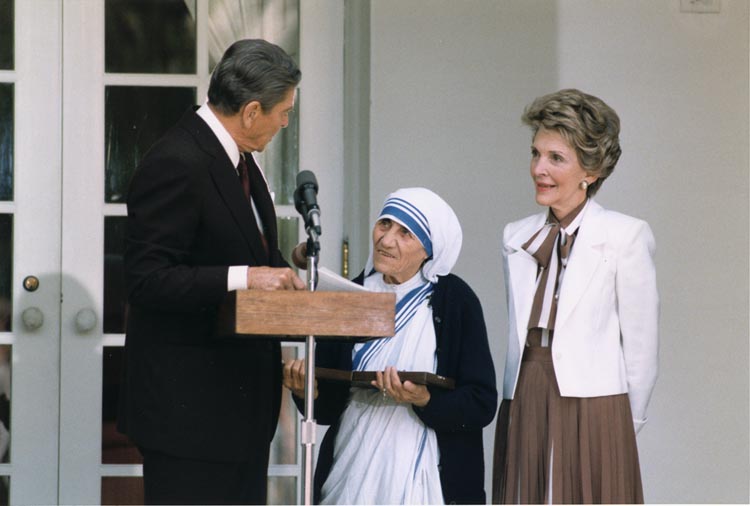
296 170 318 190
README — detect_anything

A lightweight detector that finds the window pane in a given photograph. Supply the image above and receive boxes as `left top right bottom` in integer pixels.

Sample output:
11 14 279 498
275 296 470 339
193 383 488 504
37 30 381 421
101 477 143 506
263 97 298 206
276 217 299 269
269 346 298 466
0 0 12 70
0 345 10 465
105 86 195 203
104 217 127 334
0 476 8 506
0 84 12 201
207 0 300 205
102 346 141 464
267 476 296 505
105 0 196 74
0 215 11 332
207 0 299 71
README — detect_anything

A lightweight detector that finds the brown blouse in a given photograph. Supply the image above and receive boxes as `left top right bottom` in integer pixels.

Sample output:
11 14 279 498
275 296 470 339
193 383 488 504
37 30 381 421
522 199 587 347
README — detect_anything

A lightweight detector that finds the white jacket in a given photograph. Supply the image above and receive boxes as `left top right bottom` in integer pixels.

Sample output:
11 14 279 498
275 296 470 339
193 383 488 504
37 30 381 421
501 200 659 433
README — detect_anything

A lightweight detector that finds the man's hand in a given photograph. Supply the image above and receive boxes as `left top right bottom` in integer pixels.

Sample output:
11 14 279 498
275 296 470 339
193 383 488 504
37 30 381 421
282 359 318 399
247 266 305 290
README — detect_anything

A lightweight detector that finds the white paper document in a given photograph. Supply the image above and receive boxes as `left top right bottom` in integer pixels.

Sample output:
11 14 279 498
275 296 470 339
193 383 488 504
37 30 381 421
315 266 368 292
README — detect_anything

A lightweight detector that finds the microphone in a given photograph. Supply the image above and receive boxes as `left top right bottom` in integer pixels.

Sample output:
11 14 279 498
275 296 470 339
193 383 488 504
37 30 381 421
294 170 322 236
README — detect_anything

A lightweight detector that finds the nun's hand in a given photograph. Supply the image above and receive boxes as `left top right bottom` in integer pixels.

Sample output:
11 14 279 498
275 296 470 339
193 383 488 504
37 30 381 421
372 366 431 407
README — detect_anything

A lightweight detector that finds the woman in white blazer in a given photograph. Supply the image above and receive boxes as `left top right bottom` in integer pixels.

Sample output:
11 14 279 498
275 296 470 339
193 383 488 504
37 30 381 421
492 89 658 504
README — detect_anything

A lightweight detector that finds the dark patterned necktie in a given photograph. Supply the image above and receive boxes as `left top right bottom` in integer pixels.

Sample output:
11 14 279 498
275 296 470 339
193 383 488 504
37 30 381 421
237 157 251 201
237 156 269 256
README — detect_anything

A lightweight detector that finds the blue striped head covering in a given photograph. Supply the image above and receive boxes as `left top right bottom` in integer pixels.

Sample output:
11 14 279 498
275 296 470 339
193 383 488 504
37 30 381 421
365 187 462 283
379 195 433 258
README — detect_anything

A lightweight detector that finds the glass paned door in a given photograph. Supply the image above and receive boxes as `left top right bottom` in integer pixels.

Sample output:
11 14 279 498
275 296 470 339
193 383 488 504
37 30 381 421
59 1 316 504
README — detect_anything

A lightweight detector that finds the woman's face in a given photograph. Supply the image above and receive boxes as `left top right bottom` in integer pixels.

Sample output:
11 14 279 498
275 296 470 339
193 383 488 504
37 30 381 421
372 218 428 285
529 128 597 219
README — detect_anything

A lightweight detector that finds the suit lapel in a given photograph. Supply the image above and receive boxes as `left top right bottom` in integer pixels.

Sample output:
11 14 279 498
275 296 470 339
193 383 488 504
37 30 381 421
506 213 546 348
555 200 606 329
182 110 270 265
209 156 270 265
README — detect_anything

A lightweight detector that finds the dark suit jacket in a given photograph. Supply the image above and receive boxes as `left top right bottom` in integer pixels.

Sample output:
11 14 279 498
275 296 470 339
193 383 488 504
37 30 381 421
297 273 498 504
117 108 287 463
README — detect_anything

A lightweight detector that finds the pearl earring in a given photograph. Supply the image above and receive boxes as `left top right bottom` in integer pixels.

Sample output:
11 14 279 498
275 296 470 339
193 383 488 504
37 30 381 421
579 180 589 191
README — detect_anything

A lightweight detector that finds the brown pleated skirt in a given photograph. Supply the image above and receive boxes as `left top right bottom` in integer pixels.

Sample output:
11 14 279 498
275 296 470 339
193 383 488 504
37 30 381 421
492 347 644 504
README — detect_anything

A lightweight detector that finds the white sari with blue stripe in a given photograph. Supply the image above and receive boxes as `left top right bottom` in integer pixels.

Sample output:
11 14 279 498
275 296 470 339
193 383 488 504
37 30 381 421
320 271 444 505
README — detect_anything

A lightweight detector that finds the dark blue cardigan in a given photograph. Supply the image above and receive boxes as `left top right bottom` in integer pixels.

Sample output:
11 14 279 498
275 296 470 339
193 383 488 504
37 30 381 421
296 273 498 504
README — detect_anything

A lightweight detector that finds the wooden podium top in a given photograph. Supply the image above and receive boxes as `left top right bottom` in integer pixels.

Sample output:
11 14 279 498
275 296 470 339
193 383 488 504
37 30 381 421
217 290 396 342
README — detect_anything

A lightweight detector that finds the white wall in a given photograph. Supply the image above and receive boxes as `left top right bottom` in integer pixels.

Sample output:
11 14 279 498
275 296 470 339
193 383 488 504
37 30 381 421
300 0 345 271
368 0 749 503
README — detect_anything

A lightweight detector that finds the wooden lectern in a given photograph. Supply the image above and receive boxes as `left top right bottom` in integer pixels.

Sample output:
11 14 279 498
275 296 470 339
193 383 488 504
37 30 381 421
217 290 395 340
217 289 395 506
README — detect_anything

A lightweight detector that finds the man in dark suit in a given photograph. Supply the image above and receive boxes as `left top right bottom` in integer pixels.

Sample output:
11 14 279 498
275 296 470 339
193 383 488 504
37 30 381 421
117 39 305 505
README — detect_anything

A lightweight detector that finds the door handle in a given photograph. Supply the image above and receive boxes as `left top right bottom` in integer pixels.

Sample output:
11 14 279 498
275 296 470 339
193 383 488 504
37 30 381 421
75 308 97 333
23 275 40 292
21 307 44 330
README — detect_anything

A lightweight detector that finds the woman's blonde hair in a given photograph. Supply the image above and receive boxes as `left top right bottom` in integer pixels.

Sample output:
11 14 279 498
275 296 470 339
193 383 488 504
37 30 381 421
522 89 621 197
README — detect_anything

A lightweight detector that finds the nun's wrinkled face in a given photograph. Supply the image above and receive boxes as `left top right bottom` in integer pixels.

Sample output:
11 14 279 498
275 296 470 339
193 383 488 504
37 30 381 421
372 218 428 285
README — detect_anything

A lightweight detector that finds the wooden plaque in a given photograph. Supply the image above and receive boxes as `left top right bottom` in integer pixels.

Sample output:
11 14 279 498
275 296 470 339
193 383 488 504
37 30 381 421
315 367 456 390
216 290 395 341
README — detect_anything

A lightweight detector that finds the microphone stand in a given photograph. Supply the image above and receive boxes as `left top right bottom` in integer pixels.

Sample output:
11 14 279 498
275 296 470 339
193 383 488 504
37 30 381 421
302 229 319 506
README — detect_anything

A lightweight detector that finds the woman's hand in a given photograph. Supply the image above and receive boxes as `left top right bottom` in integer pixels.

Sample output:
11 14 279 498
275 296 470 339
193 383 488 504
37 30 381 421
282 359 318 399
372 366 431 407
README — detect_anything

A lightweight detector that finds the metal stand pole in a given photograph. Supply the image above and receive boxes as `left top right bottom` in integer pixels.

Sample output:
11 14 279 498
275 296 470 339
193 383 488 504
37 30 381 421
302 234 319 506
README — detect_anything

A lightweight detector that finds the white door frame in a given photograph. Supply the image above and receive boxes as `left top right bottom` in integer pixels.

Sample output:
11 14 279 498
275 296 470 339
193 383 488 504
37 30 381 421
3 1 63 504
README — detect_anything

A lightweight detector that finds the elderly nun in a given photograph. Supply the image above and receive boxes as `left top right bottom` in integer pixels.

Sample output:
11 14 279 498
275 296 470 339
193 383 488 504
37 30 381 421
284 187 497 505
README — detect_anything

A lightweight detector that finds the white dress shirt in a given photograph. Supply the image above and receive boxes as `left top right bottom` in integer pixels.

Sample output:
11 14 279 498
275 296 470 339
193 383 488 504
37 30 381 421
196 102 267 291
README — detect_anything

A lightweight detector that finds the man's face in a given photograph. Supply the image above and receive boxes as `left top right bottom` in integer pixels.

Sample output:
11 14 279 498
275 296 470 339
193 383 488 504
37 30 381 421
239 87 296 153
